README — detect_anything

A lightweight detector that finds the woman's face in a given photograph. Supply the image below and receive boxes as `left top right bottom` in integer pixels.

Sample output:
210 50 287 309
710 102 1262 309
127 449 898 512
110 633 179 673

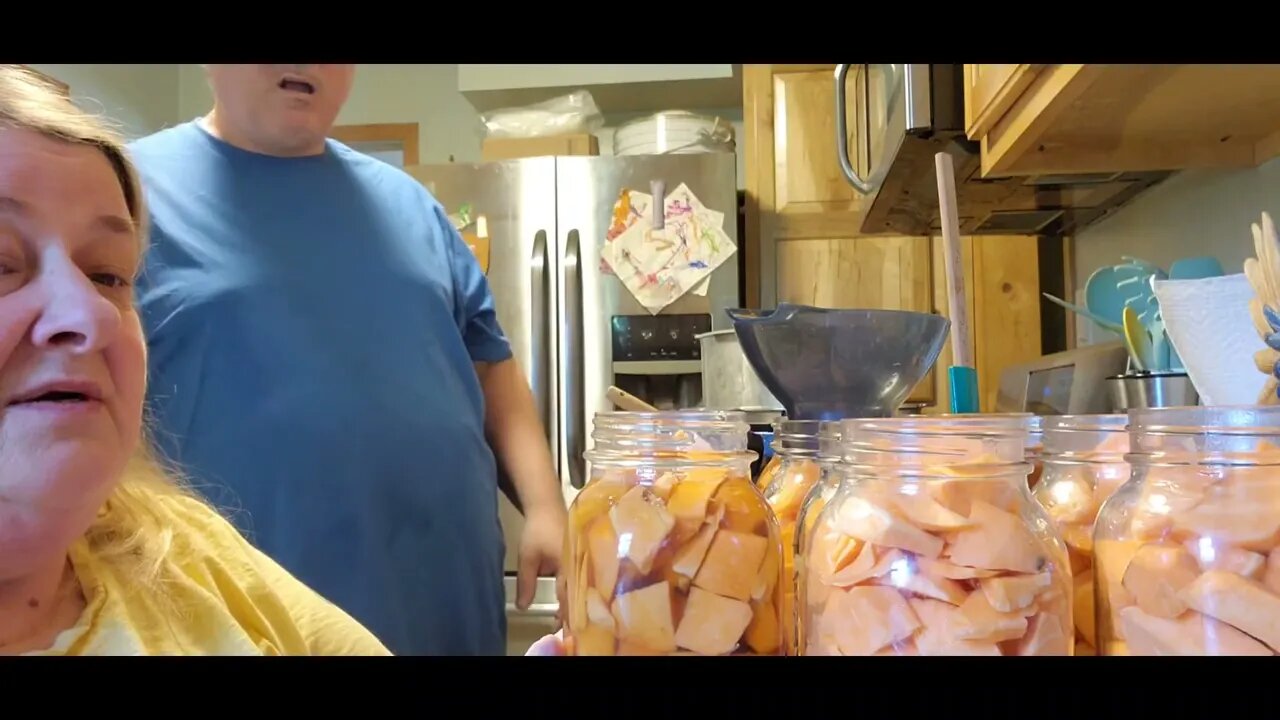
0 127 145 566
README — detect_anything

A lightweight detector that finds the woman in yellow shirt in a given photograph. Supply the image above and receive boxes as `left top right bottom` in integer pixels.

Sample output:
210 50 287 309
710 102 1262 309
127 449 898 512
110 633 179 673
0 64 391 656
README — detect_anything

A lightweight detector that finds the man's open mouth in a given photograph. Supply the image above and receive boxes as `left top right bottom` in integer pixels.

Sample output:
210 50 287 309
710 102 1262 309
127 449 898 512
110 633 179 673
279 78 316 95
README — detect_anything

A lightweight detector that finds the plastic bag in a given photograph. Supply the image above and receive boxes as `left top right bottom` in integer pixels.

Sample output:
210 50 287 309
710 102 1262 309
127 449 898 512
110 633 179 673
480 90 604 140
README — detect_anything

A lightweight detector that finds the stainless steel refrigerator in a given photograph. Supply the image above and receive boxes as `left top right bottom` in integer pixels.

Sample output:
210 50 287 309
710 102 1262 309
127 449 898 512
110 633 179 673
407 152 739 623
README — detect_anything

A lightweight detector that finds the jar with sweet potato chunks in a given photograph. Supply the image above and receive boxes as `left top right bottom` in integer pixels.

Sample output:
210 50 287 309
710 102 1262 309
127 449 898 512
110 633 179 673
792 420 843 653
1094 406 1280 656
563 410 786 656
758 420 824 652
1026 415 1044 489
756 452 782 489
800 414 1073 656
1030 414 1129 655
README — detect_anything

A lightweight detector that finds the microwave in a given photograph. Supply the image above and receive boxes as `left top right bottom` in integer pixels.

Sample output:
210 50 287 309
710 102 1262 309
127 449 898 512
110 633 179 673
833 64 1168 238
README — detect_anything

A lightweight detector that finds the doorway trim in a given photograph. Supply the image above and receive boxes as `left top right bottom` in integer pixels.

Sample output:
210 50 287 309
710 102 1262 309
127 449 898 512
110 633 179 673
329 122 420 166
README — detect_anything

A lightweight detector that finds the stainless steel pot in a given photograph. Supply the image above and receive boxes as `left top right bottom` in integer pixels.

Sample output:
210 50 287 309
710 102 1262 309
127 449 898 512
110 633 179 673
1106 371 1200 411
696 329 783 416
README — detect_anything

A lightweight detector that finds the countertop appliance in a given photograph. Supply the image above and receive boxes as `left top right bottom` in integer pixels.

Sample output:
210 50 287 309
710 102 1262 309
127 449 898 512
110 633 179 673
833 64 1170 237
994 342 1130 415
407 152 740 584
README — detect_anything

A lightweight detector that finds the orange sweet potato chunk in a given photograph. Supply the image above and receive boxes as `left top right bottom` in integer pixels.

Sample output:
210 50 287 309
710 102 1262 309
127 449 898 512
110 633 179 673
828 545 898 588
611 582 677 653
752 539 781 602
576 623 617 656
770 461 820 522
1094 539 1141 639
586 587 616 632
714 480 770 535
833 496 945 558
890 492 974 532
980 572 1052 613
675 586 754 655
609 485 676 575
1119 605 1273 656
1187 541 1266 579
1121 544 1200 619
929 478 1022 516
825 586 921 656
1073 569 1097 647
946 501 1044 573
587 515 621 599
1015 611 1071 656
694 529 769 602
744 599 782 654
572 474 632 534
570 552 590 633
953 588 1033 643
1266 550 1280 595
670 504 725 580
909 598 1002 656
1178 570 1280 652
914 556 1000 580
892 559 967 605
1168 474 1280 549
666 470 728 538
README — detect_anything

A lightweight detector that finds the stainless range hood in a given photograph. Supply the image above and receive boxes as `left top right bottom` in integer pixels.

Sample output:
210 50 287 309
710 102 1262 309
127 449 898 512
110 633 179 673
835 64 1170 237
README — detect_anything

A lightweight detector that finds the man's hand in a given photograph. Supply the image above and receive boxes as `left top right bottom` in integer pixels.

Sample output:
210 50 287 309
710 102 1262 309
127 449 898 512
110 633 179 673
517 502 567 611
477 358 569 614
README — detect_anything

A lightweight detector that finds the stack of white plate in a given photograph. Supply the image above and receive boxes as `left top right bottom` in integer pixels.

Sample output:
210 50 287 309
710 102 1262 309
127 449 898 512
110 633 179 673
614 111 736 156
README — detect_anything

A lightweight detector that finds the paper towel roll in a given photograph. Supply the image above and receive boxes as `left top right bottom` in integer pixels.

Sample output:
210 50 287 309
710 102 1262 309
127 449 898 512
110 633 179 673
1153 273 1268 406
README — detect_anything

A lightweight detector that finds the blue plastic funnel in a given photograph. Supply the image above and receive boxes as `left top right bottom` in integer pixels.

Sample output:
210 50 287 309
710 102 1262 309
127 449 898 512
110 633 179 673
725 303 951 421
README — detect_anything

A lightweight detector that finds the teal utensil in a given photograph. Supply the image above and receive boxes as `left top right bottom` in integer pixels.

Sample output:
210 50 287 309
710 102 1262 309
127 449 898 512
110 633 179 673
1169 256 1224 280
1084 265 1129 327
1041 292 1124 335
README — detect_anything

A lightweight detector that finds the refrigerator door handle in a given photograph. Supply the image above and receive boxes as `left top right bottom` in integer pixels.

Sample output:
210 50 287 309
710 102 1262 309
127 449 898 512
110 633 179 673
564 229 586 490
530 230 552 451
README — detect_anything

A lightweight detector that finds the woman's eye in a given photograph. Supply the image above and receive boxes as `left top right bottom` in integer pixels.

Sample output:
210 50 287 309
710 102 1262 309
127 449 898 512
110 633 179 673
89 272 130 289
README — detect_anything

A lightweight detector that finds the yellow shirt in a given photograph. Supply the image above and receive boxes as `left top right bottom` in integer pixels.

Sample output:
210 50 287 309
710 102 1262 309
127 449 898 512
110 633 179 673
25 494 391 656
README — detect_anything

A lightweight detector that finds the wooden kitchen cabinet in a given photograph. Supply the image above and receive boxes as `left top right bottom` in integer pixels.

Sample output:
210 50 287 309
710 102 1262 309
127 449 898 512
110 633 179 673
965 64 1280 178
963 64 1043 141
744 64 1044 411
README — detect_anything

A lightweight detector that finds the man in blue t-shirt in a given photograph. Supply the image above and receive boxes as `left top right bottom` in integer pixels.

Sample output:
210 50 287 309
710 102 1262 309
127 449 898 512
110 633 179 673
127 64 566 655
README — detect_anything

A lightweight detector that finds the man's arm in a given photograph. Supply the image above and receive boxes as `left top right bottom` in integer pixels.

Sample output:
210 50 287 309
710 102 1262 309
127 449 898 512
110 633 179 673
476 359 567 609
476 360 562 511
430 198 568 612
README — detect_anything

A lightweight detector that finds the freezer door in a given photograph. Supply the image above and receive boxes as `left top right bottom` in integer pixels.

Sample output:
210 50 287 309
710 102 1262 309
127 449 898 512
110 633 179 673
405 157 559 574
554 153 740 492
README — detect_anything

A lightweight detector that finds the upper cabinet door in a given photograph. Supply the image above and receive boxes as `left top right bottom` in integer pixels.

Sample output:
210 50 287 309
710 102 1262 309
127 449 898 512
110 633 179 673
966 64 1280 177
963 64 1043 141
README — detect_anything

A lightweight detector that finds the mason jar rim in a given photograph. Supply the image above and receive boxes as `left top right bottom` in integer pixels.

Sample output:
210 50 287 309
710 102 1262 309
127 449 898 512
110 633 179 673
841 412 1035 439
1042 413 1129 433
1128 405 1280 436
592 409 750 431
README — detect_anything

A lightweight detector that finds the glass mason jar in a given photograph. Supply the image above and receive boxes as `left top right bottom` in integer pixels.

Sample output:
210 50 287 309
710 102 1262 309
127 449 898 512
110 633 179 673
1030 414 1129 656
1026 415 1045 489
1095 406 1280 656
563 410 786 656
757 420 822 653
756 451 782 489
793 420 844 653
800 414 1073 656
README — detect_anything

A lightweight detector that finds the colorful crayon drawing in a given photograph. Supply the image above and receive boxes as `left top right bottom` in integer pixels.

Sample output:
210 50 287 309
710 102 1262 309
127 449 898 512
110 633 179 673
601 182 736 314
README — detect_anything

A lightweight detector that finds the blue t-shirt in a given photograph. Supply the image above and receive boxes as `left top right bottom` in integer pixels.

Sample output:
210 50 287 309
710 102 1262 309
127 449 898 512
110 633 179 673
128 120 511 656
